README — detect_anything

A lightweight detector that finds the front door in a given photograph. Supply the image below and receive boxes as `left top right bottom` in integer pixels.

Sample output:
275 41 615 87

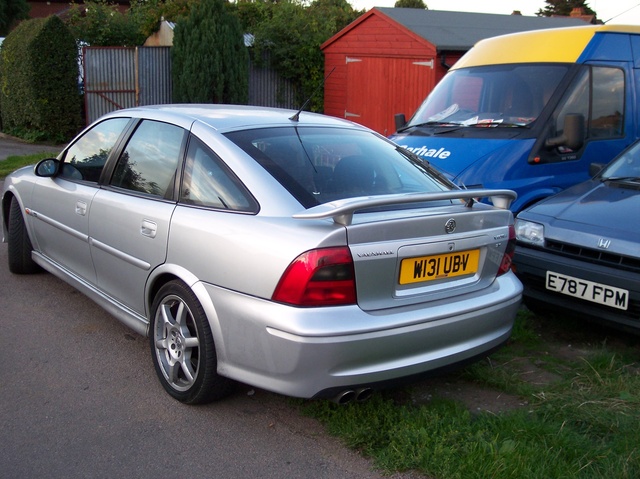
29 117 131 284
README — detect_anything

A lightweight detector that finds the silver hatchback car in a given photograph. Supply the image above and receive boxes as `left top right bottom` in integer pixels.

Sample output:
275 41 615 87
2 105 522 404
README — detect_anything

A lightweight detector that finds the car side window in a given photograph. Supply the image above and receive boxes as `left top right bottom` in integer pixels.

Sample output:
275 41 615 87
110 120 186 198
180 136 257 212
61 118 130 182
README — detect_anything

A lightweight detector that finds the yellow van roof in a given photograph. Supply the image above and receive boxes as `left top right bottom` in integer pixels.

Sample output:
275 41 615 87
452 24 640 69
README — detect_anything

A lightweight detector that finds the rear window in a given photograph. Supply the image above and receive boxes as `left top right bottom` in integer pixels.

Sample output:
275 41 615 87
224 126 454 208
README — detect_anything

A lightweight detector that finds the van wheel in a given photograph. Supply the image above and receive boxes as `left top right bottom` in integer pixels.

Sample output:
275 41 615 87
150 280 234 404
7 197 41 274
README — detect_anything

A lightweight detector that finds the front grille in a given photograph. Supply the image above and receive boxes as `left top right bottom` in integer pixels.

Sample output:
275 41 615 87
545 239 640 274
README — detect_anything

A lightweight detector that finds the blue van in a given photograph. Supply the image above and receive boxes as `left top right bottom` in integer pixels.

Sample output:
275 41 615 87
390 25 640 212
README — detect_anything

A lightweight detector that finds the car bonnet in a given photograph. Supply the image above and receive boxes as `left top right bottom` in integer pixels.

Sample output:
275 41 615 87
519 179 640 256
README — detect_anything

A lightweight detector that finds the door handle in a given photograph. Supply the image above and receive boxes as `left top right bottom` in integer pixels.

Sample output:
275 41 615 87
141 219 157 238
76 200 87 216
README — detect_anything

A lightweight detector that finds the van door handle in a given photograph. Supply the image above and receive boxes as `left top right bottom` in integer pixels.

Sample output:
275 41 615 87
141 219 157 238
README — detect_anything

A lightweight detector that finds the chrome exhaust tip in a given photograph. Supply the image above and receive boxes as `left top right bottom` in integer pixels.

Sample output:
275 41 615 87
333 390 356 405
355 388 373 402
331 388 374 405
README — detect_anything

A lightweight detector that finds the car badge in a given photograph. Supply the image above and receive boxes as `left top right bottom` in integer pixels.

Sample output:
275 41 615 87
597 238 611 249
445 219 456 234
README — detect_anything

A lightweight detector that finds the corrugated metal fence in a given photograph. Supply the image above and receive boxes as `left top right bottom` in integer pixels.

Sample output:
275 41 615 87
248 52 297 109
83 47 172 124
83 47 297 125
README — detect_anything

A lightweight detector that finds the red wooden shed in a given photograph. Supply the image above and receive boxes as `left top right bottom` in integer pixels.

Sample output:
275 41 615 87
321 8 587 135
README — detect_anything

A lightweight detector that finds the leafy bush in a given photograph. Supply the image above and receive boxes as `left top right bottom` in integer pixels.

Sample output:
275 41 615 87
0 16 82 142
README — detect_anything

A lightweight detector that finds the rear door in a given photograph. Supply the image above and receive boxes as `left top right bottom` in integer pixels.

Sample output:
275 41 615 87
89 119 187 314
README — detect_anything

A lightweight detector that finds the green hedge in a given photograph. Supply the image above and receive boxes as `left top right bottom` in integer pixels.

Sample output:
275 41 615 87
0 16 82 142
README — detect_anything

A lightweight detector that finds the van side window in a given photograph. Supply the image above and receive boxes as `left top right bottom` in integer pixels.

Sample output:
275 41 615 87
555 66 624 141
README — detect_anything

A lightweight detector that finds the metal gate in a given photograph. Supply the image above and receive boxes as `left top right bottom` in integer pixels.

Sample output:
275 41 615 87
83 46 172 125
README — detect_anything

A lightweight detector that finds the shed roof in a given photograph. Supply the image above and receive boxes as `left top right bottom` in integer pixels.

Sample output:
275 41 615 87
324 8 589 52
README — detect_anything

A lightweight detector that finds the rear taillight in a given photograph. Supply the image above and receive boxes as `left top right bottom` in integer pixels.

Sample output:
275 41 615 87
272 247 356 306
497 224 516 277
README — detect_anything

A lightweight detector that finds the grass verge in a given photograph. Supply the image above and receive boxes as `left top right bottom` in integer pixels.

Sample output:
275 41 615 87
0 152 57 179
299 309 640 478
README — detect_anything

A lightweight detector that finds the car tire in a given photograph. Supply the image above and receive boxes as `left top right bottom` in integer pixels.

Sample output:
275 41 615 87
7 196 41 274
150 280 234 404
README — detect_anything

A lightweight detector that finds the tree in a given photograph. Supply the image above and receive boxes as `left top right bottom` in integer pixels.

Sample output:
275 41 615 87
0 0 30 36
65 0 200 46
537 0 596 17
128 0 199 39
250 0 362 112
394 0 427 9
65 0 147 46
235 0 276 32
171 0 248 104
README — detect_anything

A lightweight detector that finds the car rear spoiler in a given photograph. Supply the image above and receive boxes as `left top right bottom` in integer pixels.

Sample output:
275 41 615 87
294 189 517 226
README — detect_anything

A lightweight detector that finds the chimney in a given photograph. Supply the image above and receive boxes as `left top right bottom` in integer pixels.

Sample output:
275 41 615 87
511 10 522 15
570 7 586 17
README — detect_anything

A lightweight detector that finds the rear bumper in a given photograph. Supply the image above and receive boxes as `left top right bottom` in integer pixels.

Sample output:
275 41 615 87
514 245 640 331
197 273 522 399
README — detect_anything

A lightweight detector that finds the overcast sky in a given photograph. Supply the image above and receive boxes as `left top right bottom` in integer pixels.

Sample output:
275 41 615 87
348 0 640 24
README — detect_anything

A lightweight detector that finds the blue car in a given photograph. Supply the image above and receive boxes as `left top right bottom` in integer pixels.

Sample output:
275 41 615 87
513 140 640 332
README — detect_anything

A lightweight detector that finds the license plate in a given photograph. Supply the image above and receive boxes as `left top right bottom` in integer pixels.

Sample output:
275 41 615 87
399 249 479 285
545 271 628 310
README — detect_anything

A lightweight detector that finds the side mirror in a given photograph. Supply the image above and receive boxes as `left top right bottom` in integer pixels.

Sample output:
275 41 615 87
545 113 585 150
589 162 606 177
35 158 61 177
394 113 407 132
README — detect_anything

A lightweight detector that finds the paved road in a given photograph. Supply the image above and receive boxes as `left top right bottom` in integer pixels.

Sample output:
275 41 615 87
0 133 61 161
0 240 426 479
0 135 422 479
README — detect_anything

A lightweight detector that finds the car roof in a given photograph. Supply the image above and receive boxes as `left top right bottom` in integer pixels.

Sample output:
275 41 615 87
103 104 362 133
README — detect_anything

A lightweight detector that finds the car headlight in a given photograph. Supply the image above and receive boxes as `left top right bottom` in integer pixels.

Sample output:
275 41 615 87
515 218 545 246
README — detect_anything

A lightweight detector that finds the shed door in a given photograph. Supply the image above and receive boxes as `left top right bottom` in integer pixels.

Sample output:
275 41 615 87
345 56 435 135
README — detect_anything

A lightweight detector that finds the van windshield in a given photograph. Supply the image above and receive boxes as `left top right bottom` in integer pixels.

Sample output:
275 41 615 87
407 64 570 128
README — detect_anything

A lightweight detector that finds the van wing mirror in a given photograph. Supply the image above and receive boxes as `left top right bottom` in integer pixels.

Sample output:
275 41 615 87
545 113 585 151
394 113 407 132
589 162 606 177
